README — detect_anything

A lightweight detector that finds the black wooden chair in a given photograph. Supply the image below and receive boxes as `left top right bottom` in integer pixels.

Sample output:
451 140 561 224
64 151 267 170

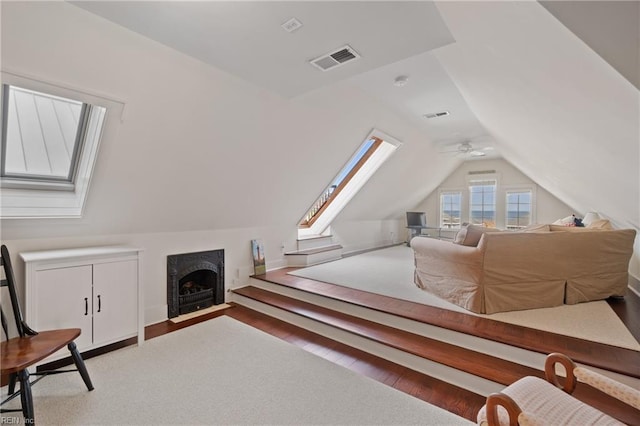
1 245 94 424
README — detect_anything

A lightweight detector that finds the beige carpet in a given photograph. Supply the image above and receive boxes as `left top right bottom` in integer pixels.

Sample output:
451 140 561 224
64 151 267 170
1 317 472 425
169 303 231 323
289 245 640 351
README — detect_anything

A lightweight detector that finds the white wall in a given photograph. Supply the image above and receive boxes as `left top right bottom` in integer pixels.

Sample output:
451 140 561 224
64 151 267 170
415 158 579 230
2 229 284 326
2 2 637 326
0 2 460 324
434 1 639 277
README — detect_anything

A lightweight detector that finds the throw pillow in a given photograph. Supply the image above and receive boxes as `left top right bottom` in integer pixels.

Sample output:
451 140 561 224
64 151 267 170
454 224 501 247
453 224 469 245
586 219 613 230
552 214 575 226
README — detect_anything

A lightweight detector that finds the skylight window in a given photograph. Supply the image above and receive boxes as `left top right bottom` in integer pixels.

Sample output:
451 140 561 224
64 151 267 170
2 85 89 182
298 129 401 238
1 71 123 218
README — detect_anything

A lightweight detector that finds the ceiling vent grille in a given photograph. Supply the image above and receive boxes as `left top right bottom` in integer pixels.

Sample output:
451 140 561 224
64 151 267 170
423 111 450 119
310 45 360 71
468 170 496 175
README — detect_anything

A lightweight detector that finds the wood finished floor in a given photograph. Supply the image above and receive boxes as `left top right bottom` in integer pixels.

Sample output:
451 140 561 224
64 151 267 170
253 268 640 378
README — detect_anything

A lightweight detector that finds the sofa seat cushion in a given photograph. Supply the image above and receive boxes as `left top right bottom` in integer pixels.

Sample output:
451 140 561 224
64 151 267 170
477 376 623 426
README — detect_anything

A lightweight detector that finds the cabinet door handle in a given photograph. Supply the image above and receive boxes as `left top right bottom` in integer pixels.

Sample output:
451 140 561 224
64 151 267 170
97 295 101 313
84 297 88 316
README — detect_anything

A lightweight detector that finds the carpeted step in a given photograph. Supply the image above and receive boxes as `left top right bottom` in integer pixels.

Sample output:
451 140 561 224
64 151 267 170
233 285 540 386
250 268 640 379
231 285 639 426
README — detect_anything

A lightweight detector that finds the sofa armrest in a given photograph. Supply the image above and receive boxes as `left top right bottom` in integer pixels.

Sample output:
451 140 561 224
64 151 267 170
410 236 485 312
410 236 482 263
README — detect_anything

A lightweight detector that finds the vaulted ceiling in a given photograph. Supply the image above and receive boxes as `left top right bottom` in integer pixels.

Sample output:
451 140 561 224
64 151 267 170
71 1 638 156
71 0 640 227
1 1 638 239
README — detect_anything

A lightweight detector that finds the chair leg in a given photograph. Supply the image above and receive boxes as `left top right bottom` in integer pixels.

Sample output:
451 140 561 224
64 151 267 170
8 372 17 394
67 342 94 391
17 369 34 425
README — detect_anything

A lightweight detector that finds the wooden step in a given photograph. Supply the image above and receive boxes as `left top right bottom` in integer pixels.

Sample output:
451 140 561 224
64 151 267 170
296 235 335 251
233 285 540 386
224 303 487 422
232 285 640 425
284 244 342 267
253 268 640 379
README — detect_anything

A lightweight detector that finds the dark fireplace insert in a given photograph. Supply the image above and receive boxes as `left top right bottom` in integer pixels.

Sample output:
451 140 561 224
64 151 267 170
167 249 224 318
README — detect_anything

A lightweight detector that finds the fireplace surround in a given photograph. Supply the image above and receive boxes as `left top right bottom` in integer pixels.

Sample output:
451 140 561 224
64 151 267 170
167 249 224 318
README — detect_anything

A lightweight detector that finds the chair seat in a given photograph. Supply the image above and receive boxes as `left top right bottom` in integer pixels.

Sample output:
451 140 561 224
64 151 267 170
477 376 624 426
1 328 81 374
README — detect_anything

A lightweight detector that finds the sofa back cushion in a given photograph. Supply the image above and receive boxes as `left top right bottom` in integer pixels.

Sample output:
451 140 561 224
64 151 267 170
454 224 502 247
521 223 550 232
586 219 613 230
549 225 593 232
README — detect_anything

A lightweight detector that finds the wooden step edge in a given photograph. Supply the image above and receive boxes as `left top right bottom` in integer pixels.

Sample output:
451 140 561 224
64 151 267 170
232 286 640 425
233 286 541 385
252 269 640 379
284 244 343 256
224 303 487 422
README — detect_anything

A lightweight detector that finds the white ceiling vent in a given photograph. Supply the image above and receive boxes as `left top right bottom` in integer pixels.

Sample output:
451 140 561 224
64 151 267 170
468 170 496 175
423 111 450 119
310 45 360 71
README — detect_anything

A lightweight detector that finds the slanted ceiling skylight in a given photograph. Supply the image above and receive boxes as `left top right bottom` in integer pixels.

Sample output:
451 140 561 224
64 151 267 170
298 129 401 238
0 71 124 218
2 86 88 182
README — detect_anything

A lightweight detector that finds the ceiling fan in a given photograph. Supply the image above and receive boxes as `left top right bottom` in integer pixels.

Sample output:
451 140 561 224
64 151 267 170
438 141 493 157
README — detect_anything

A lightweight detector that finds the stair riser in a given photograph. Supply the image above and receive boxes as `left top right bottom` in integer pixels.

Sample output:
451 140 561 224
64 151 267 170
250 278 542 366
286 248 342 267
232 293 503 397
297 236 335 251
248 278 640 387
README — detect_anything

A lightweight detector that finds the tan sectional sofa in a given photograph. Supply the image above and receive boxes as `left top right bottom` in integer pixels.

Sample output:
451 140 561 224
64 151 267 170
410 224 636 314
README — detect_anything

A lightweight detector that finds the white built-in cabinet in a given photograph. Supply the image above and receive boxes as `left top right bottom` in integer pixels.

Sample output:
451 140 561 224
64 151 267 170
21 246 144 363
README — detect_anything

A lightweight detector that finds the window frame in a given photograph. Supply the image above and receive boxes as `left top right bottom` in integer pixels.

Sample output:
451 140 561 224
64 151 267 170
468 177 497 228
298 129 401 238
1 85 91 184
439 190 463 229
0 71 124 218
505 186 536 230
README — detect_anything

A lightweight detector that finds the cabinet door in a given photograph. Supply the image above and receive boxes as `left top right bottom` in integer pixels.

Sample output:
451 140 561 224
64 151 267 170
92 260 138 346
34 265 93 351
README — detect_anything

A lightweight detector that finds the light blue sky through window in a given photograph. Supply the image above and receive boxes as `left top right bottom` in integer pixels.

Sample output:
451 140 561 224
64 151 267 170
331 138 375 187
